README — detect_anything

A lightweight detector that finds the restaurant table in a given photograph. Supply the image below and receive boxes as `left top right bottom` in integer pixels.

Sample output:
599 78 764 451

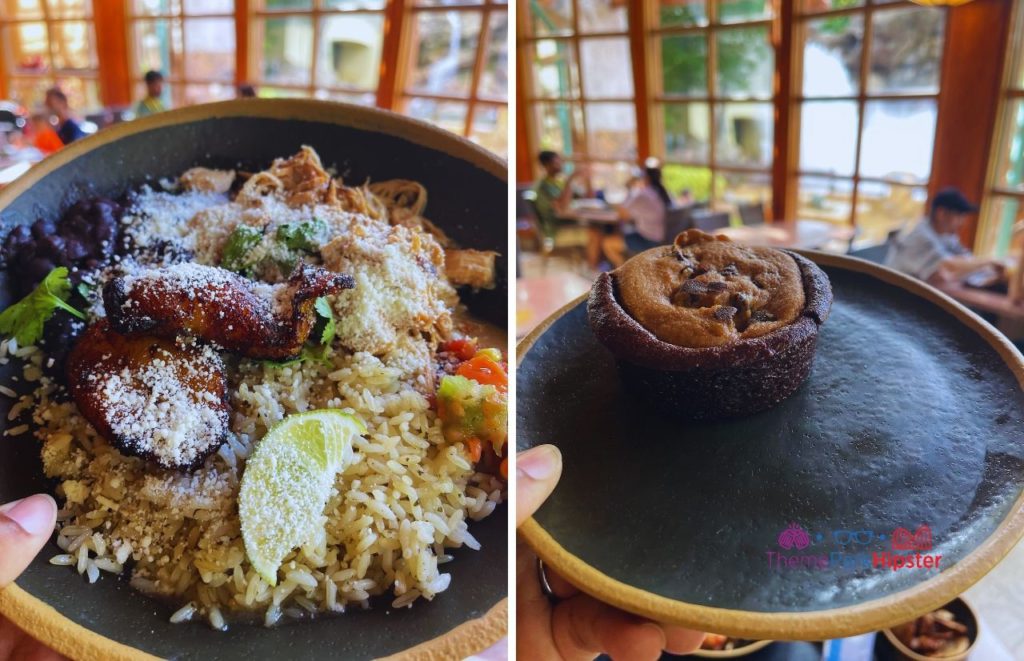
718 219 854 250
516 272 593 338
934 281 1024 340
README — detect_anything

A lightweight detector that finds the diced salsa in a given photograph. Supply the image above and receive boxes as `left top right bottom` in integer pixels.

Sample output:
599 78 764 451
436 338 507 476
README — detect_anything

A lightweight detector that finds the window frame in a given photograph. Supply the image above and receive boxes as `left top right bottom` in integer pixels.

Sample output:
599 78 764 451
126 1 238 108
398 0 507 146
0 0 100 111
519 0 636 176
245 0 388 101
789 0 949 236
646 0 777 213
976 0 1024 257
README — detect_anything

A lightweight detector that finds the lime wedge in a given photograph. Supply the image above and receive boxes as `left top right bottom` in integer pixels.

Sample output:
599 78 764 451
239 409 366 586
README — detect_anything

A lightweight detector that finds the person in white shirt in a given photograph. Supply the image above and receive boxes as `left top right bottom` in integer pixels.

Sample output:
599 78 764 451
885 188 1002 286
603 161 671 267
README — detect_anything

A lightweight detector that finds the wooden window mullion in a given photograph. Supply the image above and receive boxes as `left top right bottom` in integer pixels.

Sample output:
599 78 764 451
465 4 493 138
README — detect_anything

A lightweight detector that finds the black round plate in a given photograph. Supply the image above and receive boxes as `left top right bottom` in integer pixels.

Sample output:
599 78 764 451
0 100 507 661
517 256 1024 639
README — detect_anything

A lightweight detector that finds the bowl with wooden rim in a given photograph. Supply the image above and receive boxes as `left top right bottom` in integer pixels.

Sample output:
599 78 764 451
0 99 507 661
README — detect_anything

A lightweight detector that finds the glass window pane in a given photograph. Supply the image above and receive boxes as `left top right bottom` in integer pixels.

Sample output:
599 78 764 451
7 77 50 109
255 16 313 86
325 0 385 8
720 171 771 213
326 91 376 105
799 100 858 176
55 76 100 111
479 12 508 100
995 100 1024 192
580 37 633 99
404 97 467 135
9 23 49 73
183 0 232 12
530 0 572 37
662 164 722 203
132 19 179 78
184 18 234 81
587 161 634 196
715 102 772 168
585 102 636 160
867 6 944 95
469 104 508 156
859 99 937 183
183 82 234 105
534 101 583 156
802 14 862 97
799 0 863 12
257 85 307 98
316 14 383 90
719 0 772 24
984 196 1023 258
532 39 578 99
263 0 311 9
663 102 709 163
855 182 927 246
715 26 773 99
578 0 627 33
130 0 180 15
51 21 95 71
798 175 854 225
47 0 91 18
2 0 44 19
658 0 706 27
408 11 481 97
661 35 707 96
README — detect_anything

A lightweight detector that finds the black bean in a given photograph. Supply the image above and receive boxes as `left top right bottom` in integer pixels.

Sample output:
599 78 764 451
31 219 56 240
38 234 66 260
64 239 88 261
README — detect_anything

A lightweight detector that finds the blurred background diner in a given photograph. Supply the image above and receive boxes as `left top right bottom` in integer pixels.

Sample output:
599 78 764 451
515 0 1024 355
0 0 509 186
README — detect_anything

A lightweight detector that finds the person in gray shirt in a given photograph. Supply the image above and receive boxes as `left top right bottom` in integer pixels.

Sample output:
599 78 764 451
885 188 1002 286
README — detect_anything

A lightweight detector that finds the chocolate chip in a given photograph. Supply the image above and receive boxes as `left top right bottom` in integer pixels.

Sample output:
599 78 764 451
721 264 739 276
706 280 728 292
714 306 737 321
751 309 776 323
680 279 707 294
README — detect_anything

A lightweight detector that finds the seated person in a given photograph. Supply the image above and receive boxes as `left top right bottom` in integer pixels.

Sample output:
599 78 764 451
602 161 670 268
29 113 63 154
135 70 168 117
531 150 588 241
44 88 86 145
886 188 1002 286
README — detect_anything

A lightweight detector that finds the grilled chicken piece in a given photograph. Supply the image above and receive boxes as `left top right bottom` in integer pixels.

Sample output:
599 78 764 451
445 249 499 289
66 320 229 470
104 263 354 360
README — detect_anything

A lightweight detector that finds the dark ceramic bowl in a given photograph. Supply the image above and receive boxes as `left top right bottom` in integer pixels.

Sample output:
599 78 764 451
518 252 1024 641
0 100 507 661
877 597 979 661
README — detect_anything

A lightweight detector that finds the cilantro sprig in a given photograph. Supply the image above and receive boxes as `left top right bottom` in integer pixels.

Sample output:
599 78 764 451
262 296 336 369
0 267 85 347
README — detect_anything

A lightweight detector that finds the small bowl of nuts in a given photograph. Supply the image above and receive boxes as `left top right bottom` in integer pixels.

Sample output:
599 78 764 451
692 634 774 658
880 597 979 660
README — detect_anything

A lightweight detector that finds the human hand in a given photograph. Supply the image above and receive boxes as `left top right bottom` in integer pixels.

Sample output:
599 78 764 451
516 445 705 660
0 494 65 661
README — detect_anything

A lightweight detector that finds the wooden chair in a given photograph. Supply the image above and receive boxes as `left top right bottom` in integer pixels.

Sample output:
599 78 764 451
691 210 731 232
662 205 695 242
738 202 766 226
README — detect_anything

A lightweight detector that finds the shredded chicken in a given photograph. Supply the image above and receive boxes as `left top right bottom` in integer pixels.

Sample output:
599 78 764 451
179 167 236 194
445 249 499 289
